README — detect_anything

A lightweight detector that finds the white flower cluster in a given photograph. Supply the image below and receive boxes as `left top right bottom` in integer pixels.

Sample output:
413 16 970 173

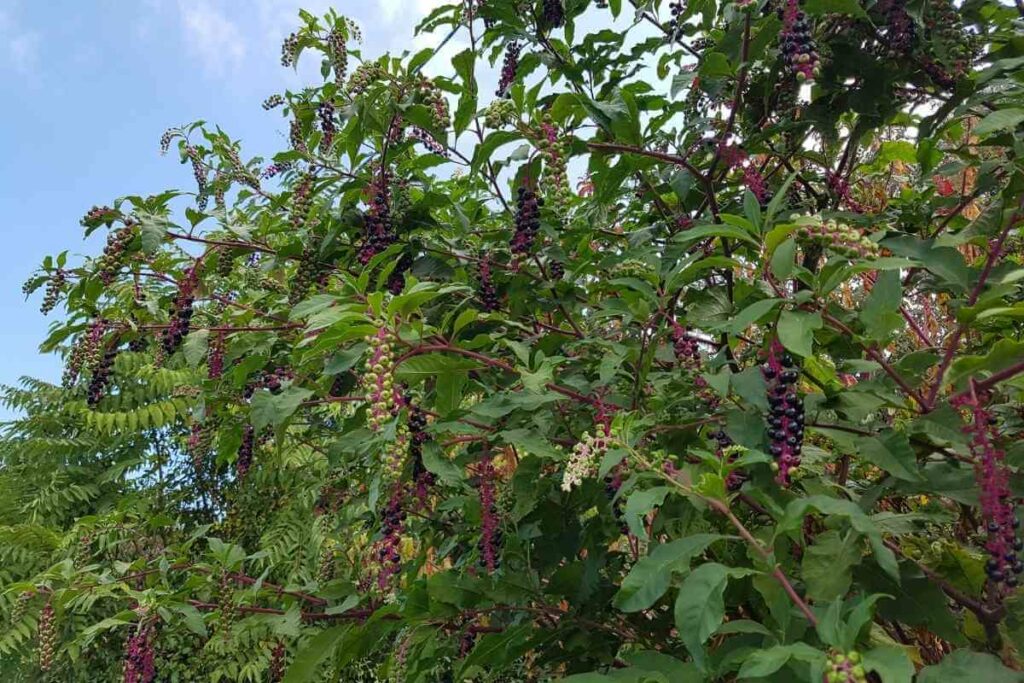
562 424 610 492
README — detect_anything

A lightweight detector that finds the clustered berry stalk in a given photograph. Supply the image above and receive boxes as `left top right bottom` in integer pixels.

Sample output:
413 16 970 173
666 0 686 41
122 620 156 683
825 651 867 683
214 572 236 638
37 599 56 672
511 186 542 255
496 41 521 97
39 268 67 315
710 429 746 491
795 217 880 261
87 342 118 408
372 485 406 590
98 223 136 284
388 252 414 294
826 171 868 213
602 465 629 534
562 423 610 491
363 325 397 431
477 255 499 312
290 243 330 304
327 26 348 87
359 171 396 264
671 322 700 370
778 0 820 82
762 341 804 486
237 424 254 480
290 172 315 229
542 0 565 28
476 452 502 572
207 332 224 379
405 394 436 505
318 100 336 153
538 116 571 209
952 389 1022 591
162 268 197 354
268 640 286 682
64 319 107 388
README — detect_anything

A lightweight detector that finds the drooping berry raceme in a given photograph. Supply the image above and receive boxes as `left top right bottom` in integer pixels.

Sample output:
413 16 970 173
289 118 307 153
214 572 236 638
122 619 156 683
825 651 867 683
359 171 396 264
743 164 769 205
327 27 348 87
665 1 686 41
363 325 397 432
405 396 436 506
318 100 336 153
778 0 820 82
408 126 448 157
484 99 517 129
280 32 300 67
417 78 450 129
880 0 916 56
762 341 804 486
477 255 500 312
476 452 502 572
208 332 225 379
290 243 329 304
387 252 414 295
268 640 287 682
671 322 701 370
64 319 107 388
542 0 565 29
826 171 868 214
162 268 198 355
603 466 629 534
371 485 406 590
185 145 209 211
81 205 118 228
346 62 385 96
37 599 56 672
262 161 292 179
710 430 747 491
511 186 542 255
795 217 880 261
98 224 136 284
237 424 255 480
40 268 67 315
538 116 571 210
562 423 610 492
87 344 118 408
952 390 1022 591
262 94 285 110
549 260 565 280
290 172 315 229
924 0 972 75
496 41 521 97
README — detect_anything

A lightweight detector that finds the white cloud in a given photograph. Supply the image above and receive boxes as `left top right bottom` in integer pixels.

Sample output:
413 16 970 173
0 7 40 74
177 0 246 76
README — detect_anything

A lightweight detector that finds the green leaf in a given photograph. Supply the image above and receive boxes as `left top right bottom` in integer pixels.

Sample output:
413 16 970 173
862 646 914 683
624 487 671 538
395 354 480 382
917 651 1024 682
737 643 825 679
730 298 784 334
282 625 349 683
674 563 755 671
250 386 314 430
974 108 1024 137
771 238 797 280
777 309 821 357
801 530 861 601
803 0 868 18
859 270 903 340
857 430 924 482
614 535 729 612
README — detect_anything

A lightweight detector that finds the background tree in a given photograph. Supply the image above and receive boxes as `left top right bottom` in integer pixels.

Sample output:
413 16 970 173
5 0 1024 680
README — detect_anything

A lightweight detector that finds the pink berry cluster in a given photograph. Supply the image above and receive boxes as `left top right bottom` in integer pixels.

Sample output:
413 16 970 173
237 424 255 479
778 0 820 82
762 341 804 486
372 485 406 589
476 452 502 572
952 390 1022 590
409 126 448 157
743 165 769 205
122 620 156 683
37 600 56 672
359 172 396 264
268 640 286 682
162 268 198 354
826 171 868 214
511 187 543 255
497 41 521 97
671 322 701 370
538 116 571 208
81 205 118 228
363 324 397 431
207 332 225 379
478 255 500 312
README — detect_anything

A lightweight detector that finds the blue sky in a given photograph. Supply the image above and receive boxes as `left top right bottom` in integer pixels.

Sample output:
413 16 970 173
0 0 463 414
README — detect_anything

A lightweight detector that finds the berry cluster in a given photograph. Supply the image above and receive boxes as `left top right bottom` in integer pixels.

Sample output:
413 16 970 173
409 127 448 157
11 591 33 624
37 600 56 672
825 172 868 214
208 332 225 379
268 641 287 683
262 94 285 110
538 116 571 208
87 345 118 407
665 1 686 42
511 187 543 255
952 391 1022 590
484 99 517 129
562 424 610 492
825 651 867 683
880 0 916 56
186 145 209 211
40 269 66 315
743 165 769 206
262 161 292 179
347 63 384 96
795 218 880 261
476 453 502 572
123 620 156 683
162 269 197 355
478 255 500 312
406 397 436 504
290 172 315 229
924 0 971 74
359 173 396 264
159 128 177 155
496 41 521 97
387 252 414 295
363 325 397 431
542 0 565 29
214 572 236 638
778 0 820 82
289 118 307 152
64 319 107 388
603 467 628 534
671 323 700 370
187 422 214 471
417 78 450 129
81 205 117 228
290 244 329 304
280 32 300 67
710 430 746 491
245 367 294 397
237 424 254 479
319 100 336 153
762 342 804 486
328 27 348 86
317 538 337 583
98 225 136 284
372 486 406 590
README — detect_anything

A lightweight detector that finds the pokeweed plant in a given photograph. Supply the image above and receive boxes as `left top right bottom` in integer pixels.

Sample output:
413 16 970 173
4 0 1024 681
